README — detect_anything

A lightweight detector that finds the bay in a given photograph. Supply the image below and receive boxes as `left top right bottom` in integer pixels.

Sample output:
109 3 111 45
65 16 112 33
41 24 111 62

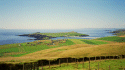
0 28 117 45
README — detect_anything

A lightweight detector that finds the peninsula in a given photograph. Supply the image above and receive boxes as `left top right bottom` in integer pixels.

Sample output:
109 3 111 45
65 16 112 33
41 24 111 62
110 29 125 36
18 31 89 40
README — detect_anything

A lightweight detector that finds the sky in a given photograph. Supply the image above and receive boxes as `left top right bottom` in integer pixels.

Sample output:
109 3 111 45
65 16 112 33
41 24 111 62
0 0 125 29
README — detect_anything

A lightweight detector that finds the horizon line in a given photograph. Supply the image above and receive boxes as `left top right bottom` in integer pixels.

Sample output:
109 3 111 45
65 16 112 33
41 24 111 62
0 28 124 30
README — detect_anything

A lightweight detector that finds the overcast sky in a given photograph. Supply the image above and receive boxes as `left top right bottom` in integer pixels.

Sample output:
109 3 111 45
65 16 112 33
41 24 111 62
0 0 125 29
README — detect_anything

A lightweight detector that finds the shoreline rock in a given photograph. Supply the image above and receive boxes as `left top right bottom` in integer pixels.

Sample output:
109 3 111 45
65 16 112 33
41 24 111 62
18 34 56 40
109 29 125 35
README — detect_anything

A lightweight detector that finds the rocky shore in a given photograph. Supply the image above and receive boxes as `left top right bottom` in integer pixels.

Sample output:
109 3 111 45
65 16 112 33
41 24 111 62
110 29 125 33
109 29 125 36
18 34 56 40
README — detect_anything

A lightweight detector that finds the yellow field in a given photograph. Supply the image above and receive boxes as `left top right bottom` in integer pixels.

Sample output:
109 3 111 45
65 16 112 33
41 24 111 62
70 39 86 44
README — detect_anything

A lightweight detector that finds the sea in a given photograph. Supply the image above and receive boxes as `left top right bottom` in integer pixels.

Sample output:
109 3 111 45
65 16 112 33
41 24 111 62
0 28 118 45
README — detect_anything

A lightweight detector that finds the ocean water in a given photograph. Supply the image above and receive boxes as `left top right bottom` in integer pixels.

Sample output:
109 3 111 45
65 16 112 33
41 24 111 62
0 28 117 45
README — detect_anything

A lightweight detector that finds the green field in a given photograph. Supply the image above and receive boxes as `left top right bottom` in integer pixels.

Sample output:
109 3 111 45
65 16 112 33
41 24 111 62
42 59 125 70
0 39 75 57
97 36 125 42
81 39 108 45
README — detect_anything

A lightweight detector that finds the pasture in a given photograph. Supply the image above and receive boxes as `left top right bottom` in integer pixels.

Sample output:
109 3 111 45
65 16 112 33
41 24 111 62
81 39 108 45
42 59 125 70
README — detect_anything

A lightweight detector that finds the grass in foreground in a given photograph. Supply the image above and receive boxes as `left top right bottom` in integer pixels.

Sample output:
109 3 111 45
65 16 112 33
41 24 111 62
42 59 125 70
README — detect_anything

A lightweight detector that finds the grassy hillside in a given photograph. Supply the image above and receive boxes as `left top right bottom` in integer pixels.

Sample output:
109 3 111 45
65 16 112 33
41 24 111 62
0 39 109 57
96 36 125 42
0 41 124 64
0 39 75 57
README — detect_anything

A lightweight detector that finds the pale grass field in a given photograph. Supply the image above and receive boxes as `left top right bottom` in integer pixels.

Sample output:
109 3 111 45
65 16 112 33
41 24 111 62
69 39 86 44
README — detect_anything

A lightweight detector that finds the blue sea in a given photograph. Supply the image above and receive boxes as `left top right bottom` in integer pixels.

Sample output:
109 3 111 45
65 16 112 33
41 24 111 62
0 28 117 45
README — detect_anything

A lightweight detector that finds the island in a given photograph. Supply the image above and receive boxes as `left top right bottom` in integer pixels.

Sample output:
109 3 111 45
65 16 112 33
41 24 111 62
18 31 89 40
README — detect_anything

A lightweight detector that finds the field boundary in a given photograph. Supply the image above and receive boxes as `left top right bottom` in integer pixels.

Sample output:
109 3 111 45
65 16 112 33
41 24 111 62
0 55 125 70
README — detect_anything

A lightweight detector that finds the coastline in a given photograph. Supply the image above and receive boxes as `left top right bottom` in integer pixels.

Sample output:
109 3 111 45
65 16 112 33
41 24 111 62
0 28 116 45
110 29 125 36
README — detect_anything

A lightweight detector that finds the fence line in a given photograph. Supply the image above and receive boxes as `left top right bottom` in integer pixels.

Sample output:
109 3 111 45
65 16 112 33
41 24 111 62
0 55 125 70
